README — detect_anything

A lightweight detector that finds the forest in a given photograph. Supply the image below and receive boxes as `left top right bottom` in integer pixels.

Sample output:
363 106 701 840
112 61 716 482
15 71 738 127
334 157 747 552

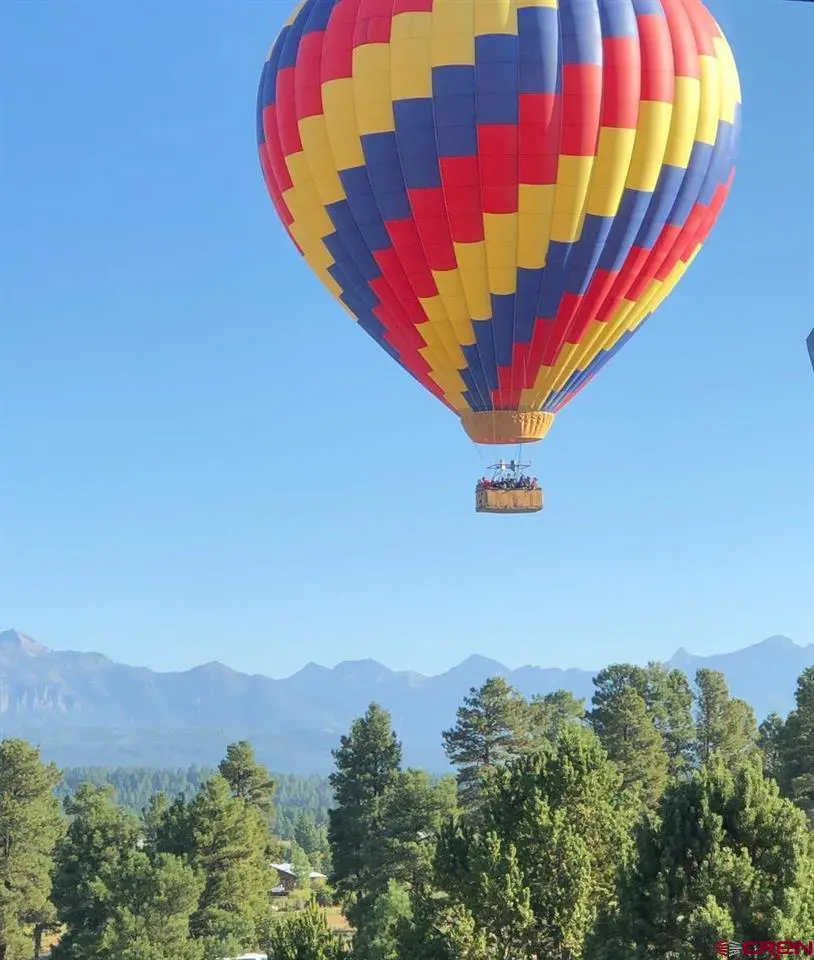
53 767 334 844
1 660 813 959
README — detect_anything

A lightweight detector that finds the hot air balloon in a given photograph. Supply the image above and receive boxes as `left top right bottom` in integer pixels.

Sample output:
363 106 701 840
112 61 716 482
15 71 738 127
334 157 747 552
256 0 740 514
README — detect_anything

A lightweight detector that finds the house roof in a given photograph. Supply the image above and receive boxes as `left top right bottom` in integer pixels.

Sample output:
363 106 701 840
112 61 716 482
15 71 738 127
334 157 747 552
217 954 267 960
271 861 326 879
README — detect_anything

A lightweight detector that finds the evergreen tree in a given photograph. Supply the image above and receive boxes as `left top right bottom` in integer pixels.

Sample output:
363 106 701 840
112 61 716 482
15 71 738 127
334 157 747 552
353 880 413 960
142 791 195 857
643 663 696 776
757 712 786 784
51 784 201 960
779 666 814 819
694 668 758 765
83 853 203 960
589 663 695 778
776 667 814 821
218 741 280 863
526 690 585 743
51 784 140 959
591 686 669 806
7 674 814 960
438 830 535 958
436 725 635 958
0 739 64 960
218 740 276 818
335 767 455 959
291 843 314 889
395 895 490 960
591 753 814 957
441 677 529 807
295 809 322 856
328 702 401 927
261 902 347 960
185 774 274 956
363 770 456 898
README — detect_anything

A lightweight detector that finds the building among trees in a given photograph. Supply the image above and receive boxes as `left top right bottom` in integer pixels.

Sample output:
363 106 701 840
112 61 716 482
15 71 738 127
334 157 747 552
271 861 327 895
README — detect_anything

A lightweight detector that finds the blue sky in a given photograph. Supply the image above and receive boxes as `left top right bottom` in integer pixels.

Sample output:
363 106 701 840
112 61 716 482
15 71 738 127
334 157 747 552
2 0 812 679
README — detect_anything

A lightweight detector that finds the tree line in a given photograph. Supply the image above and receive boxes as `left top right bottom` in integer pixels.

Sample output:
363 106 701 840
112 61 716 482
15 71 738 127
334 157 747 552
54 766 333 842
324 665 814 958
1 661 813 959
0 739 338 960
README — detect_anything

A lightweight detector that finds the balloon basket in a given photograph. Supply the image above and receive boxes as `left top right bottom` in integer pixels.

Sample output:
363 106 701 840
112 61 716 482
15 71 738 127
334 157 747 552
475 488 543 514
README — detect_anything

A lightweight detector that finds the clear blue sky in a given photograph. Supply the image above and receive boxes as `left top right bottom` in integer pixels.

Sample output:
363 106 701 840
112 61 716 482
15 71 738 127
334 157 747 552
2 0 812 679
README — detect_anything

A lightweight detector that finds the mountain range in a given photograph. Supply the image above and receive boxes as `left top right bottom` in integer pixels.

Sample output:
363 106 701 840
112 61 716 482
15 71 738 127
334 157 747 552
0 629 811 773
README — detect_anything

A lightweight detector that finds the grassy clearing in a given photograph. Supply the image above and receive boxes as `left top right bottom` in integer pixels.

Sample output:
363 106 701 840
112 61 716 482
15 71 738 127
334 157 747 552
324 905 351 930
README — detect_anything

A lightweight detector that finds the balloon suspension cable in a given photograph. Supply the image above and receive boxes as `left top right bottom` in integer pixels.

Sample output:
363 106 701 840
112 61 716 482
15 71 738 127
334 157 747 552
486 458 534 479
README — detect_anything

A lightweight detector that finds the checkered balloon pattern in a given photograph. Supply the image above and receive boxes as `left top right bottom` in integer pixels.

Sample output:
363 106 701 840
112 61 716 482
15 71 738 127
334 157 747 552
257 0 740 433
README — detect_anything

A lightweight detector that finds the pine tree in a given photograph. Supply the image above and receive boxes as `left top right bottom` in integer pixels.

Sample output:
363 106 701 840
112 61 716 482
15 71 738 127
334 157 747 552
328 702 402 928
333 764 454 958
85 853 203 960
185 774 274 956
0 739 64 960
218 740 279 864
295 809 322 856
642 663 696 776
594 687 669 806
694 668 758 765
436 725 635 958
218 740 276 818
779 666 814 819
758 712 786 782
440 831 535 958
291 842 314 889
261 902 347 960
51 783 201 960
142 791 195 857
353 880 413 960
395 895 490 960
365 770 457 901
589 662 695 778
526 690 585 743
441 677 529 807
591 753 814 957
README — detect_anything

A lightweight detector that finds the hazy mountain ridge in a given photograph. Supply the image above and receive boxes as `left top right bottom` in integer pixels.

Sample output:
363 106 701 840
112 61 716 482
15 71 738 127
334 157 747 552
0 629 810 773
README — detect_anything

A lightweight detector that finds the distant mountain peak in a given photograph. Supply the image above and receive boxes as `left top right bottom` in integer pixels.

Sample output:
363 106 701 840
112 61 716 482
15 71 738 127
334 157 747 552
332 659 391 680
189 660 235 676
455 654 508 672
669 635 802 664
294 661 331 677
334 658 382 668
758 634 796 648
0 629 49 657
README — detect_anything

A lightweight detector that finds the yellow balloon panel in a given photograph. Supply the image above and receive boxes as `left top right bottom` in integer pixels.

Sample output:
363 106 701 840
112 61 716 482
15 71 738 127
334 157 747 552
256 0 740 424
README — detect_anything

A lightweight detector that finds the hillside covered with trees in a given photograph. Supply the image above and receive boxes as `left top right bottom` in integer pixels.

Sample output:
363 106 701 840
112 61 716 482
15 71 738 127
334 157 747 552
1 660 814 959
53 767 333 843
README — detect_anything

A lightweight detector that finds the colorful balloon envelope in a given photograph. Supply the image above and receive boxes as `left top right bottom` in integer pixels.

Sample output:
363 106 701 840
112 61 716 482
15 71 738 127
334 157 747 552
256 0 740 451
